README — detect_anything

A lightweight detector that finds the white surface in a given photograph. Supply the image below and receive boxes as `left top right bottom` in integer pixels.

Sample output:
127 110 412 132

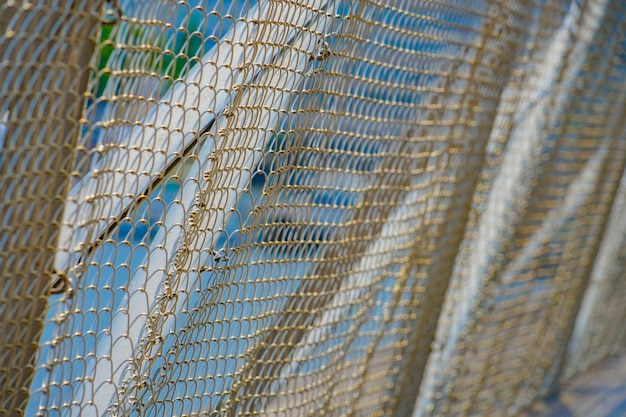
70 0 339 414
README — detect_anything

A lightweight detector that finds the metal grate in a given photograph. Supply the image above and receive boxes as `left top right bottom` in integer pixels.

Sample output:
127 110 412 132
1 0 625 416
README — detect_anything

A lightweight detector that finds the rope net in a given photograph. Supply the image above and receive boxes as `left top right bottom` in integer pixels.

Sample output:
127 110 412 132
1 0 625 416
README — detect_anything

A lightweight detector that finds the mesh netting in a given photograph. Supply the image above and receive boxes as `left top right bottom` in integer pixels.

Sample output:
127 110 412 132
563 164 626 380
415 1 626 415
0 1 101 413
1 0 625 416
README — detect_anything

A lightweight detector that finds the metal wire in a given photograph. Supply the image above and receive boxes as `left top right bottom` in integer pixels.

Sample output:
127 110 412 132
1 1 625 416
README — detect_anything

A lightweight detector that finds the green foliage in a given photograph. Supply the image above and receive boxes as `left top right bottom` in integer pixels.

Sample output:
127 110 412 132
95 22 116 97
157 13 205 94
95 12 206 97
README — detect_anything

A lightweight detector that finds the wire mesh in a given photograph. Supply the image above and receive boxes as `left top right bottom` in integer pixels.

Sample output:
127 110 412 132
0 0 625 416
0 1 102 414
563 164 626 380
416 0 626 415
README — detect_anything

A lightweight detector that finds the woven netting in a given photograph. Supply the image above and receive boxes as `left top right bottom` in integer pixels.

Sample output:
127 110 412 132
563 164 626 381
1 0 625 416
